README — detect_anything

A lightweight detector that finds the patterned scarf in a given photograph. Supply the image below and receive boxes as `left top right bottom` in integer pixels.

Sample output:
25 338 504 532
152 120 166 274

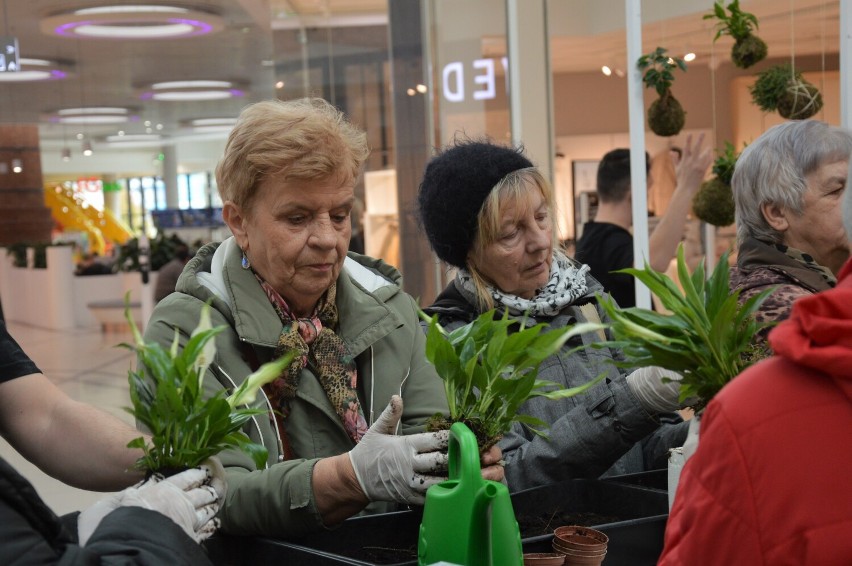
773 242 837 287
255 275 368 444
456 250 591 317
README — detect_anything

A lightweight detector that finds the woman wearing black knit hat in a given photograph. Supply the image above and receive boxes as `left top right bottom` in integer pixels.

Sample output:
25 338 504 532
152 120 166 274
419 140 690 491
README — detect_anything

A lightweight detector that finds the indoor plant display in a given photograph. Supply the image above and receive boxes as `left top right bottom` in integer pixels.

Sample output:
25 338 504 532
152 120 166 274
422 310 606 451
692 141 739 227
122 300 293 474
637 47 687 137
704 0 767 69
750 64 823 120
596 245 773 411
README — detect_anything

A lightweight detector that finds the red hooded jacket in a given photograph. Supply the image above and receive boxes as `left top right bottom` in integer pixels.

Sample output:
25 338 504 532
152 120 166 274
658 260 852 565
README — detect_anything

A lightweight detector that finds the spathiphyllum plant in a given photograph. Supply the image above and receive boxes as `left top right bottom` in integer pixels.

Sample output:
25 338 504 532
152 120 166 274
421 310 606 450
122 300 293 474
596 246 774 411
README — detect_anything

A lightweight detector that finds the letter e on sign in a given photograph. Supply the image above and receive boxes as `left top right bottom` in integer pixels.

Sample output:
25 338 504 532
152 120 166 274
472 58 496 101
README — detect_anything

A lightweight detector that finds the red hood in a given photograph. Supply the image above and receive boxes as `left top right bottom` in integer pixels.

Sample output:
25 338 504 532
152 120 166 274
769 258 852 399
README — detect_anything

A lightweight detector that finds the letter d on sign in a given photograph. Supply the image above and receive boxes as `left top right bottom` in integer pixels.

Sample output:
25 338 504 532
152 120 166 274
443 61 464 102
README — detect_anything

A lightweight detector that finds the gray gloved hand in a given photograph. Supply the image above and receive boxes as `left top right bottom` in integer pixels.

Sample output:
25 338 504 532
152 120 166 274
78 457 226 546
626 366 693 414
348 395 449 505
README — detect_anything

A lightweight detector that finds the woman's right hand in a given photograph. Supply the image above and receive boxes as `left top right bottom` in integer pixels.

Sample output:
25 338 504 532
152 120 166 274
348 395 449 504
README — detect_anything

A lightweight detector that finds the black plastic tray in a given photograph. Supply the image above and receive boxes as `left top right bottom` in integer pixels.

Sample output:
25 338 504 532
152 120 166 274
602 468 668 493
206 478 669 566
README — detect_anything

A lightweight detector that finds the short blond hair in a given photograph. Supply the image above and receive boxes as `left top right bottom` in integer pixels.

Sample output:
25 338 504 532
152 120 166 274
216 98 369 211
467 168 560 310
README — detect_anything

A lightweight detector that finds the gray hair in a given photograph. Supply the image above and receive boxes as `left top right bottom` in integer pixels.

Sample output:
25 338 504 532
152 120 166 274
732 120 852 245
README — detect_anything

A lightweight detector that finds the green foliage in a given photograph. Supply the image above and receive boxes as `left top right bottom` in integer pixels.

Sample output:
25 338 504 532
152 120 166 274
711 142 740 186
6 242 52 269
596 246 774 410
704 0 760 42
118 232 188 272
422 310 606 445
637 47 687 96
749 64 823 119
122 298 293 473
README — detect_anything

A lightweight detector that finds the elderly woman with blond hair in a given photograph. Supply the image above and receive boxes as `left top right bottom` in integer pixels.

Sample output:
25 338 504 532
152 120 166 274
144 99 503 539
418 140 690 492
730 120 852 346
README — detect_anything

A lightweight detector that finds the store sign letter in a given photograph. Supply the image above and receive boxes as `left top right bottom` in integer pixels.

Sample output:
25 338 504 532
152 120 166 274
442 57 509 103
443 62 464 102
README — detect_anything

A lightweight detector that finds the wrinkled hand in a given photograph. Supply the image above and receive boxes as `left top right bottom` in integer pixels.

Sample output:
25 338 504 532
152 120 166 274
480 444 505 483
626 366 697 414
349 395 449 505
78 457 226 546
675 133 713 196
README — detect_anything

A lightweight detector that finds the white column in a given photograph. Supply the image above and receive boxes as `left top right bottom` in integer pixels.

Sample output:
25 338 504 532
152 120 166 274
625 0 652 309
505 0 555 184
162 145 179 209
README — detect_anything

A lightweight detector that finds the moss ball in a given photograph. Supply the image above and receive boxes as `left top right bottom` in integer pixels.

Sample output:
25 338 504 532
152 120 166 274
692 178 735 227
778 81 823 120
732 35 768 69
648 93 685 137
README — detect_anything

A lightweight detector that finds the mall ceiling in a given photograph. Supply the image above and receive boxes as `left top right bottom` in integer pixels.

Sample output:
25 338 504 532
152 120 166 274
0 0 840 153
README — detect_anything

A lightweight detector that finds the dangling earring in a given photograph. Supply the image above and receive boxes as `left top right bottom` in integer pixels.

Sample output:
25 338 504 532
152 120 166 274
241 250 251 270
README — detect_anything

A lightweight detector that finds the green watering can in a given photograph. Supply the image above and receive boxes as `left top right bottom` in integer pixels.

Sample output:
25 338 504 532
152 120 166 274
417 422 523 566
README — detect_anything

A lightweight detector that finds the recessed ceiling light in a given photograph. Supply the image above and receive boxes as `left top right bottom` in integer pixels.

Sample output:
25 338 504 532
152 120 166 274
49 107 136 124
41 4 224 40
0 58 71 82
139 80 245 101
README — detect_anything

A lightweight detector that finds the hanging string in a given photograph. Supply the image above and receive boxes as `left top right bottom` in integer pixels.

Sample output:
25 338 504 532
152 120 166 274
790 0 796 76
819 0 826 120
710 41 717 151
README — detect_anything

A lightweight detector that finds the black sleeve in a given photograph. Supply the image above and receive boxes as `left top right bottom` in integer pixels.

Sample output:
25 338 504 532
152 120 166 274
0 320 40 384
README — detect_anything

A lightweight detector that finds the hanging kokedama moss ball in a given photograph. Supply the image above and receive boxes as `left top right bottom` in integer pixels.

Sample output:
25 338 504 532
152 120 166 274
692 178 735 227
777 80 823 119
731 34 767 69
648 91 685 137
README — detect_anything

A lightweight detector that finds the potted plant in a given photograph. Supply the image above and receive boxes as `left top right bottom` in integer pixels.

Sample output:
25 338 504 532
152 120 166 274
704 0 767 69
121 300 293 475
596 245 773 412
691 142 740 227
750 64 823 120
637 47 687 137
421 310 606 451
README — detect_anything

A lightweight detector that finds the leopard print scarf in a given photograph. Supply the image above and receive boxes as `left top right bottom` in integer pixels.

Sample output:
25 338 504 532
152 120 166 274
773 242 837 287
256 276 368 444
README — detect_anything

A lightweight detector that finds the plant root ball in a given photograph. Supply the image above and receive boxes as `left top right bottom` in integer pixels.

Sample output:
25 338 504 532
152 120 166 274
692 178 735 227
732 34 768 69
778 81 824 120
648 93 685 137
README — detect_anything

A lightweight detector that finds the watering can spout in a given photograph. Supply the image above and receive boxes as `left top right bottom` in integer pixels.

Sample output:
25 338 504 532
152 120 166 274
417 423 523 566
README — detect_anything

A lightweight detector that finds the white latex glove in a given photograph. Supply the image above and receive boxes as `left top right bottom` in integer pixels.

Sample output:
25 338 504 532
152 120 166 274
626 366 692 414
78 457 226 546
348 395 449 505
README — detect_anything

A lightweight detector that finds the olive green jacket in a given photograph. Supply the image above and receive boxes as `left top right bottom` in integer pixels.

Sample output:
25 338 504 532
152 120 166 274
143 238 448 538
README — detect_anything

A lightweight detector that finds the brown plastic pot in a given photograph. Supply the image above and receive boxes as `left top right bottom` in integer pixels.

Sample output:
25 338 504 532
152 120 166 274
553 525 609 551
523 552 566 566
552 539 607 557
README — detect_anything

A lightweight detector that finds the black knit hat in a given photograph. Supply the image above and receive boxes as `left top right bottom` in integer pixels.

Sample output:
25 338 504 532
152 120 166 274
418 141 533 268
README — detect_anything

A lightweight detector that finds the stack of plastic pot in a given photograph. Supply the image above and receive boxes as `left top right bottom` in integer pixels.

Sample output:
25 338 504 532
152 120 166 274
551 525 609 566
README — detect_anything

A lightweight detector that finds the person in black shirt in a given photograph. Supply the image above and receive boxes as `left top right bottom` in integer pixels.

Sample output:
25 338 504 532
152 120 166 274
575 134 711 306
0 321 223 563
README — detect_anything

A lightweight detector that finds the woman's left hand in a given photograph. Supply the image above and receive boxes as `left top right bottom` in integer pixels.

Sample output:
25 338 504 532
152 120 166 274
480 445 505 482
